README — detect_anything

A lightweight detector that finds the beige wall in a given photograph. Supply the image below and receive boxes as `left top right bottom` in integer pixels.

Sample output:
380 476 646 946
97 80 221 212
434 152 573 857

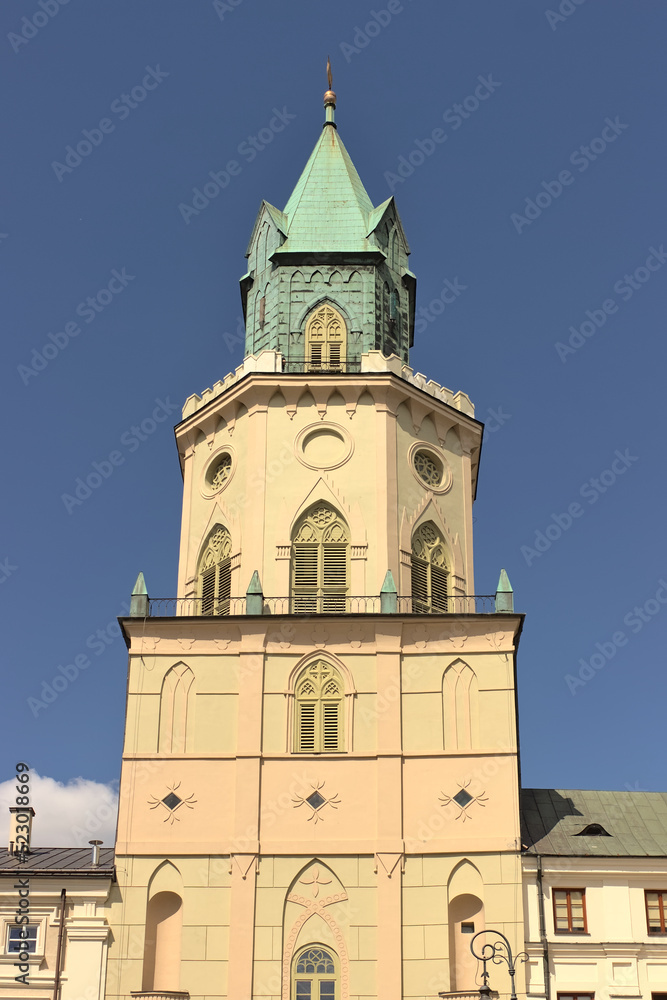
175 368 481 603
106 613 524 999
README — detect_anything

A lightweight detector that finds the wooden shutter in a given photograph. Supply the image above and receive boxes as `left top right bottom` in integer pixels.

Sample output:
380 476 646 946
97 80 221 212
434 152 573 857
323 545 346 587
217 559 231 615
322 545 347 612
328 343 341 369
411 557 428 613
431 565 448 612
297 702 316 752
293 544 319 611
309 343 322 368
201 567 216 615
322 702 340 751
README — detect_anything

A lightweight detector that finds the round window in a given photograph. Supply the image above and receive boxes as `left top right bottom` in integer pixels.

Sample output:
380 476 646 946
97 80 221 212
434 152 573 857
413 450 443 488
208 453 232 490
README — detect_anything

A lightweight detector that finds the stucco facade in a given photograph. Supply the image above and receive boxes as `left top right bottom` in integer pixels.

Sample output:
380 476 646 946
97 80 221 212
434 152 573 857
105 87 527 1000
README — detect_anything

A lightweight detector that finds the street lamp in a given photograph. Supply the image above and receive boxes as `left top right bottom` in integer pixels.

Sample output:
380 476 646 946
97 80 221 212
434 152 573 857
469 928 528 1000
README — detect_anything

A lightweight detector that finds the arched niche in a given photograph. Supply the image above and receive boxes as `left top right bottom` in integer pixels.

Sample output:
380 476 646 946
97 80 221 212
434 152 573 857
447 861 485 992
158 662 195 753
442 660 479 751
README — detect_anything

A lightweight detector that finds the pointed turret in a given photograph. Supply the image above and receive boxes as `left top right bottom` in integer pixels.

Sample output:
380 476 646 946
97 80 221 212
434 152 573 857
240 73 416 366
495 569 514 613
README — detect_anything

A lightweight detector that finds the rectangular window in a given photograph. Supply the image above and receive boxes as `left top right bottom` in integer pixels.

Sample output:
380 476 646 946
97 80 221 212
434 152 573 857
646 891 667 933
553 889 587 932
557 994 594 1000
7 925 38 953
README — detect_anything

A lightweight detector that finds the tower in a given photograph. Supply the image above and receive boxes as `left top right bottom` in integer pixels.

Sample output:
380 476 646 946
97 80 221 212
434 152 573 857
106 82 525 1000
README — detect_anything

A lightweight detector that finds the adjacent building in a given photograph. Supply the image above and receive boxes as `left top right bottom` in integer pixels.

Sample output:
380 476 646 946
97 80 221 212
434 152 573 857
0 810 113 999
522 789 667 1000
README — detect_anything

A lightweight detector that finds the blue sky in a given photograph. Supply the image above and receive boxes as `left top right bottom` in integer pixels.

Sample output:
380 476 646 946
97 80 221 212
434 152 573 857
2 0 666 827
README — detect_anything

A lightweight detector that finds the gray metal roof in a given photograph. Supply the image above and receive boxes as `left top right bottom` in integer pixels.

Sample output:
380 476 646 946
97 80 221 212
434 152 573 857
0 847 114 875
522 788 667 857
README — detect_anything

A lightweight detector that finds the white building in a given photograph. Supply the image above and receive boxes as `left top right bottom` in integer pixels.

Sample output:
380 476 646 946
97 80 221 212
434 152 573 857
522 789 667 1000
0 809 113 999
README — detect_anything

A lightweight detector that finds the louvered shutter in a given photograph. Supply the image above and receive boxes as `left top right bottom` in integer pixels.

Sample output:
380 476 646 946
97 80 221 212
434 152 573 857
322 702 340 751
322 545 347 612
293 545 319 612
328 343 341 369
431 565 448 612
201 567 216 615
309 343 323 369
297 702 316 752
411 558 428 614
217 559 232 615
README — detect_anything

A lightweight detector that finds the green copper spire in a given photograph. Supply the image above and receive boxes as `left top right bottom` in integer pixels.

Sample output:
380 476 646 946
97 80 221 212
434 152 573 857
278 125 374 254
495 569 514 613
241 74 416 365
130 572 148 617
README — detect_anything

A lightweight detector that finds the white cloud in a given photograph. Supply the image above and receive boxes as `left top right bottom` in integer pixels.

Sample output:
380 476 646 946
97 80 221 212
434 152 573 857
0 772 118 848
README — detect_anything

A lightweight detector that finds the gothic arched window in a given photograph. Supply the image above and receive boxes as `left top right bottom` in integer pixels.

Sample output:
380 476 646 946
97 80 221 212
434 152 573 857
382 282 390 341
305 304 347 371
291 505 349 613
198 524 232 615
411 521 449 613
293 945 339 1000
294 661 344 753
390 230 399 270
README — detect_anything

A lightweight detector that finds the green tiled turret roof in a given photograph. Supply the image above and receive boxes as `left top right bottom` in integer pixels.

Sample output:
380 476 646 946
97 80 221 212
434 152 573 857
276 124 376 253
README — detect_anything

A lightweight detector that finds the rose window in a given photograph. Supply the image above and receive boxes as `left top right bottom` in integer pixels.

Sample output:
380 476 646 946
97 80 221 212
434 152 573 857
414 450 443 487
210 454 232 489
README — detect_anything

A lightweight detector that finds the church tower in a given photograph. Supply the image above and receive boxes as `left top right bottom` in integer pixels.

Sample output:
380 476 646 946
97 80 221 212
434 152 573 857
106 82 525 1000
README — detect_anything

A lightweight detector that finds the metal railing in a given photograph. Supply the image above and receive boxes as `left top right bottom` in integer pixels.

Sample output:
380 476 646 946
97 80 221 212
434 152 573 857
146 594 497 617
281 357 362 374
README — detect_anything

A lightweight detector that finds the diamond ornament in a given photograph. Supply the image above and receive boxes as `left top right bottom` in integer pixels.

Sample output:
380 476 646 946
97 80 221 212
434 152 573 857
453 788 473 808
162 792 182 810
306 790 326 810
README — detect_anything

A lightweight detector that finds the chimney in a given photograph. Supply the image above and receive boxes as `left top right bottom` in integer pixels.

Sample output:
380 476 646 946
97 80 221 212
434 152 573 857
9 806 35 854
89 840 103 866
